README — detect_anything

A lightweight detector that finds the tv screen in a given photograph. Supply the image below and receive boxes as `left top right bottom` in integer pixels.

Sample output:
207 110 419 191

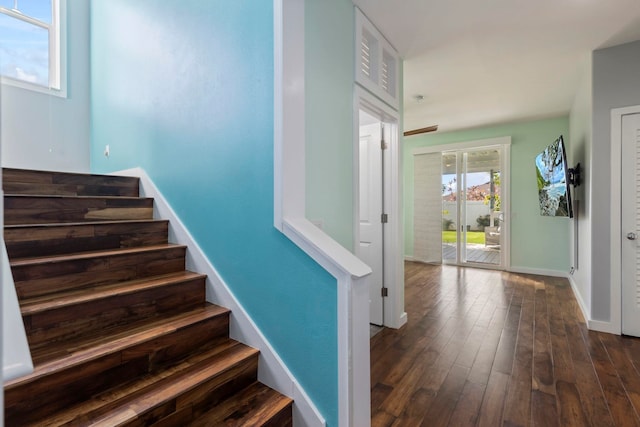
535 135 573 218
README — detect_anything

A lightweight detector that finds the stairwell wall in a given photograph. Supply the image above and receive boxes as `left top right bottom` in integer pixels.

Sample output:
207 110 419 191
90 1 339 425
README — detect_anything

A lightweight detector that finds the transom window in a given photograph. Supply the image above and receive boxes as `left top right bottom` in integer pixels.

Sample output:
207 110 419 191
0 0 63 92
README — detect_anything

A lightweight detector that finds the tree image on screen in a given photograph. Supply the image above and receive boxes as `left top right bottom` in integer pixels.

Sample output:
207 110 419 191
535 138 570 217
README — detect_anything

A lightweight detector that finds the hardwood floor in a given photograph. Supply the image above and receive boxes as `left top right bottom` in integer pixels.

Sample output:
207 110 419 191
371 261 640 427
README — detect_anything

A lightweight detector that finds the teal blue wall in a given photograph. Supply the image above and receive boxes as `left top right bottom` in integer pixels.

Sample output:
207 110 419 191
305 0 355 250
404 116 571 272
89 1 338 424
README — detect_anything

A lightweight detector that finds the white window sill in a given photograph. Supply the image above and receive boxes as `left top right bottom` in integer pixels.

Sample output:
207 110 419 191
1 76 67 98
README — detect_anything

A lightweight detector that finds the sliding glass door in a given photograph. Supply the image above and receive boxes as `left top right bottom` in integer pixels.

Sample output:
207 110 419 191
442 147 503 266
413 139 509 269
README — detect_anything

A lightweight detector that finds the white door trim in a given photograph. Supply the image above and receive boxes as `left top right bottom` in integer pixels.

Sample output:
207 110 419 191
354 85 407 329
610 105 640 335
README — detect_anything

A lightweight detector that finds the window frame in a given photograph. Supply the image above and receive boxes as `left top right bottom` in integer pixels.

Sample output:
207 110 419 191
0 0 66 97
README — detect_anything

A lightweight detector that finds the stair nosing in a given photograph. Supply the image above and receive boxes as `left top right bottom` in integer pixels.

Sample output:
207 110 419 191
4 219 169 229
38 341 258 427
2 167 141 181
9 243 187 266
4 194 152 201
5 304 231 389
90 345 260 426
191 381 293 427
20 271 207 316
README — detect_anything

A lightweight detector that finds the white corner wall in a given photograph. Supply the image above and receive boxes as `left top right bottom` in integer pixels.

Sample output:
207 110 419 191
591 40 640 325
0 0 90 173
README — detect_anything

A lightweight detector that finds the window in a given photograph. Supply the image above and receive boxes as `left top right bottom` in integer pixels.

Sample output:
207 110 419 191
0 0 64 93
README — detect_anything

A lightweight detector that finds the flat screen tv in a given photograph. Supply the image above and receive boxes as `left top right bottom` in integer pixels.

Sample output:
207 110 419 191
535 135 573 218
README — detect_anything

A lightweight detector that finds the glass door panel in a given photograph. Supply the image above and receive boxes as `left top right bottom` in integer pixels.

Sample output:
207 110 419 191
441 147 502 267
462 148 501 266
441 152 457 263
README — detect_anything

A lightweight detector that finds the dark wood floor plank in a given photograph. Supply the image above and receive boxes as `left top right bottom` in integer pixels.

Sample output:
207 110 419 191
532 286 555 396
502 281 534 427
477 370 509 427
584 329 640 426
531 389 559 427
370 262 640 427
599 333 640 419
447 380 486 427
419 364 470 427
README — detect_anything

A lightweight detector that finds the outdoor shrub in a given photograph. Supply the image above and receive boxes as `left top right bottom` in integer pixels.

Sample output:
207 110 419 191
442 218 454 231
476 214 490 231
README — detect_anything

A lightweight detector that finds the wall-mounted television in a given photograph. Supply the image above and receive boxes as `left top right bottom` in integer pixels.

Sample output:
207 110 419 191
535 135 573 218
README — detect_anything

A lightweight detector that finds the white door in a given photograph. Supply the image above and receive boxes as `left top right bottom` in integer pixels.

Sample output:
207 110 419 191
359 122 384 325
622 113 640 336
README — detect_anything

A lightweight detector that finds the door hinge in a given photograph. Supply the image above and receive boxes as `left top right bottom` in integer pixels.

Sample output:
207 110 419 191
381 140 388 150
381 213 388 223
381 287 388 297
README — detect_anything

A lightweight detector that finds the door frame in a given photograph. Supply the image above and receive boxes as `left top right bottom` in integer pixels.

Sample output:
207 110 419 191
353 86 406 329
610 104 640 334
412 137 512 270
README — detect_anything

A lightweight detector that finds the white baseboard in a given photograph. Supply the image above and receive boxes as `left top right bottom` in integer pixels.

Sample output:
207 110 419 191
552 271 619 335
565 274 592 328
587 319 619 334
564 274 620 334
115 168 325 427
507 266 568 278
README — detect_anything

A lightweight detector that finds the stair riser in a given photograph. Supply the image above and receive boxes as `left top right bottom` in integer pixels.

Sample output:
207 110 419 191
24 278 206 349
12 247 187 299
111 357 259 427
4 196 153 225
4 313 231 425
5 221 169 258
3 168 140 197
263 407 294 427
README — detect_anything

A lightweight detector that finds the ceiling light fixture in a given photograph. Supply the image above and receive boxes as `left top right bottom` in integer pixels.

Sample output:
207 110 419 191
414 94 424 103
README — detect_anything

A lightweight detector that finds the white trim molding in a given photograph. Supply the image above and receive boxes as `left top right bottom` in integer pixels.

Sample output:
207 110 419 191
353 86 407 330
274 1 372 426
2 242 34 383
115 168 326 427
610 105 640 336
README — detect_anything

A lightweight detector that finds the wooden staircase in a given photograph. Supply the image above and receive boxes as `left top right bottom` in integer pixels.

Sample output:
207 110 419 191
2 168 293 426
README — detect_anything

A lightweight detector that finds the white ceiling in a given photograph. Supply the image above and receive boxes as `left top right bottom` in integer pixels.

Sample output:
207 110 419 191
353 0 640 133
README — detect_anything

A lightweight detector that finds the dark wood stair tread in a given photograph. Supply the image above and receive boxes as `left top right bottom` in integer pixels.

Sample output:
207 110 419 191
4 219 170 258
4 194 154 225
10 243 186 265
3 167 140 197
6 304 230 386
4 218 168 230
5 193 150 200
189 381 293 427
20 271 206 315
26 340 259 427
